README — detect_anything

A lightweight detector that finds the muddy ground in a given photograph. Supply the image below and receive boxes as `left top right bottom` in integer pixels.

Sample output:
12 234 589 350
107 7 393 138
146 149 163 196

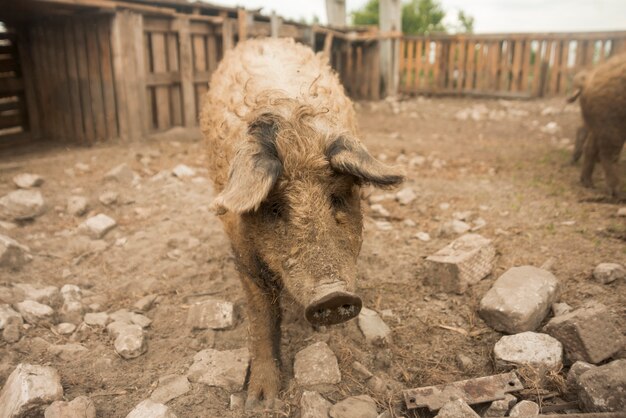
1 96 625 417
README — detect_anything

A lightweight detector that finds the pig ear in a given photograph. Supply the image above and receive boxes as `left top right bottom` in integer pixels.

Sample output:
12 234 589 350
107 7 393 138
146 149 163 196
211 115 282 214
327 136 405 187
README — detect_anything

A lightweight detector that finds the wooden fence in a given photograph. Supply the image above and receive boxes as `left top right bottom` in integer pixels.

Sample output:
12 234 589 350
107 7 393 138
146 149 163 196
0 31 26 137
399 31 626 98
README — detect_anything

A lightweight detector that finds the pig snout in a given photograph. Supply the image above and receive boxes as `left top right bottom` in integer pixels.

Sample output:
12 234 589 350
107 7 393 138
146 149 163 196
304 283 362 326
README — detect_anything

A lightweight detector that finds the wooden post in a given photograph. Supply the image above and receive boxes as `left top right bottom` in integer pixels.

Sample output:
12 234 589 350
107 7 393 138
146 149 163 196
16 30 41 139
270 11 281 38
237 8 247 42
325 0 346 27
220 11 234 51
379 0 401 97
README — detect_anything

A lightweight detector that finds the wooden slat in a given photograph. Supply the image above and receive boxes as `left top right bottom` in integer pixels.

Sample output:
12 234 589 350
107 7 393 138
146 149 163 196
541 40 554 96
111 10 129 139
42 24 62 140
53 22 73 141
371 42 381 100
75 20 96 143
237 8 247 42
447 40 456 89
531 41 543 96
422 40 432 88
63 21 85 143
456 39 466 91
520 40 532 92
474 42 485 91
558 40 570 93
85 21 107 140
0 112 21 130
207 33 217 72
175 17 196 127
345 41 353 94
167 31 182 126
464 41 475 90
355 45 363 99
489 41 500 91
433 41 442 89
28 26 49 138
548 40 562 95
498 40 509 91
510 39 524 92
0 58 19 74
150 32 170 130
194 83 207 117
192 34 206 72
413 39 422 89
97 17 118 139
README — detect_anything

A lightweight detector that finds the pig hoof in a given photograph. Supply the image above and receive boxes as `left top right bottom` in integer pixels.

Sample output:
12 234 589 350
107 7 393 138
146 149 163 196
245 361 280 410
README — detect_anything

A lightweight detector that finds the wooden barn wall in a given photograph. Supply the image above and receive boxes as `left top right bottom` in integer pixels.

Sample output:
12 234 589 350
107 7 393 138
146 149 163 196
399 32 626 98
0 30 28 138
18 16 118 143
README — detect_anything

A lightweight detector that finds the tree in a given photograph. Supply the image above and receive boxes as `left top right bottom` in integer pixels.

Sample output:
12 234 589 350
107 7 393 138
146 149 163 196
351 0 473 35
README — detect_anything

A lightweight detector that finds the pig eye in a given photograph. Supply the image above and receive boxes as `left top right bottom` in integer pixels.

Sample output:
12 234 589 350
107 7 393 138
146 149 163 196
263 199 285 219
330 194 347 209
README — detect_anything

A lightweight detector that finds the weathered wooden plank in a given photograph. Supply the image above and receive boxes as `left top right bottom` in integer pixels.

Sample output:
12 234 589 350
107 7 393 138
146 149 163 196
464 41 475 90
412 40 422 89
111 10 129 139
457 39 467 91
207 33 217 73
531 40 544 96
540 40 554 96
489 41 499 91
192 34 206 72
194 82 207 117
53 22 74 141
447 40 456 89
63 20 85 143
85 20 107 140
474 42 485 91
355 45 363 99
0 112 22 130
97 17 118 139
423 40 432 88
237 8 247 42
510 39 523 92
167 31 182 126
558 40 570 93
404 40 414 90
221 12 234 51
175 17 196 127
520 40 532 93
143 17 172 33
28 26 50 138
16 30 41 138
433 41 443 89
371 42 381 100
345 41 353 94
43 23 63 140
151 32 171 130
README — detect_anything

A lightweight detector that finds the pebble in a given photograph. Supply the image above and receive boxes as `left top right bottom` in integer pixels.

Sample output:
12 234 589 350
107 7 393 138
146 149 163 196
66 196 88 216
552 302 573 317
294 342 341 386
441 219 471 235
370 204 390 218
59 284 84 324
415 231 431 241
0 189 46 221
13 283 59 305
56 322 77 335
483 394 517 417
126 399 177 418
0 220 17 230
435 398 479 418
0 364 63 417
79 214 117 239
592 263 625 284
13 173 44 189
329 395 377 418
104 163 135 183
301 391 332 418
229 393 245 410
134 294 158 312
374 220 393 231
455 353 474 372
99 191 119 206
479 266 559 333
358 307 391 345
509 400 539 417
112 323 147 359
617 207 626 217
187 299 234 330
150 374 191 404
47 343 89 361
15 300 55 325
84 312 110 327
352 361 373 380
577 359 626 412
395 187 416 205
187 348 250 391
494 331 563 371
0 303 23 329
172 164 196 178
3 316 22 343
109 309 152 328
403 219 416 227
45 396 96 418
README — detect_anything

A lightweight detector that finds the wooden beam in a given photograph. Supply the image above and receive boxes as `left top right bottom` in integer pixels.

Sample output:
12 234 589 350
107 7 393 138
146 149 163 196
176 17 197 127
237 8 247 42
379 0 401 97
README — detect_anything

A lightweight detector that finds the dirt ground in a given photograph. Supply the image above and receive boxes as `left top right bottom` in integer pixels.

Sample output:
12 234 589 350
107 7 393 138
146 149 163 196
1 96 625 418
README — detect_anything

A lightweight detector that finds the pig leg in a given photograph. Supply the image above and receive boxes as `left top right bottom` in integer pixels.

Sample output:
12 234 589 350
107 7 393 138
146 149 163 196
240 274 281 409
598 141 624 199
580 132 598 188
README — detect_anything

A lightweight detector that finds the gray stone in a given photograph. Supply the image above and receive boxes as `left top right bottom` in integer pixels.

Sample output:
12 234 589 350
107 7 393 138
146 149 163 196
104 163 135 183
552 302 573 317
187 348 250 391
455 353 474 372
150 374 191 404
13 173 44 189
134 294 157 312
618 207 626 217
578 359 626 412
592 263 625 284
301 391 332 418
45 396 96 418
229 393 244 411
0 364 63 417
13 283 59 306
0 304 23 329
55 323 76 335
370 204 390 218
0 235 31 270
3 316 21 343
15 300 55 325
187 299 234 330
99 191 119 206
544 302 624 363
47 343 88 361
0 189 46 221
509 400 539 417
84 312 109 327
415 231 431 241
109 322 147 359
424 234 495 294
109 309 151 328
330 395 377 418
567 361 596 396
435 399 479 418
351 361 373 380
441 219 471 235
479 266 560 333
79 214 117 239
59 284 84 324
396 187 416 205
0 220 17 230
294 342 341 386
358 308 391 345
483 394 517 417
126 399 177 418
172 164 196 178
67 196 88 216
494 331 563 371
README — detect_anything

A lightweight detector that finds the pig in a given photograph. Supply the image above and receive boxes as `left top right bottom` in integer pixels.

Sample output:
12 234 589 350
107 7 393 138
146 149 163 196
574 53 626 197
567 71 589 165
200 38 404 408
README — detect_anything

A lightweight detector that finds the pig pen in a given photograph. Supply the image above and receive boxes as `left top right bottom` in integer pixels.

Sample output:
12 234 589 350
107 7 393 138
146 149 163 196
0 96 625 417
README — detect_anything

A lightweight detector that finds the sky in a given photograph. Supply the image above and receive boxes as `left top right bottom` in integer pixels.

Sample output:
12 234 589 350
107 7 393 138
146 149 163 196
199 0 626 33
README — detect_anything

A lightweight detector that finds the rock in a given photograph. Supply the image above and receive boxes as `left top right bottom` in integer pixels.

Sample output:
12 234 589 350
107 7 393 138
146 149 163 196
150 374 191 404
229 393 244 410
0 234 32 270
172 164 196 178
544 302 624 363
0 190 46 221
415 231 431 241
108 322 147 359
3 316 22 343
358 308 391 345
479 266 560 333
396 187 416 205
13 173 44 189
99 191 119 206
134 294 157 312
59 284 84 324
617 207 626 217
55 323 76 335
187 348 250 391
13 283 59 306
567 361 596 396
455 353 474 372
352 361 373 380
104 163 134 183
45 396 96 418
541 121 560 135
509 400 539 417
0 304 23 329
403 219 416 227
294 342 341 386
187 299 234 330
592 263 625 284
109 309 151 328
15 300 55 325
374 220 393 231
79 214 117 239
435 399 479 417
84 312 109 327
47 343 88 361
67 196 88 216
424 234 495 294
577 359 626 412
441 219 471 235
330 395 377 418
126 399 177 418
301 391 332 418
0 220 17 230
483 394 517 417
0 364 63 417
370 204 390 218
494 331 563 371
552 302 573 317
